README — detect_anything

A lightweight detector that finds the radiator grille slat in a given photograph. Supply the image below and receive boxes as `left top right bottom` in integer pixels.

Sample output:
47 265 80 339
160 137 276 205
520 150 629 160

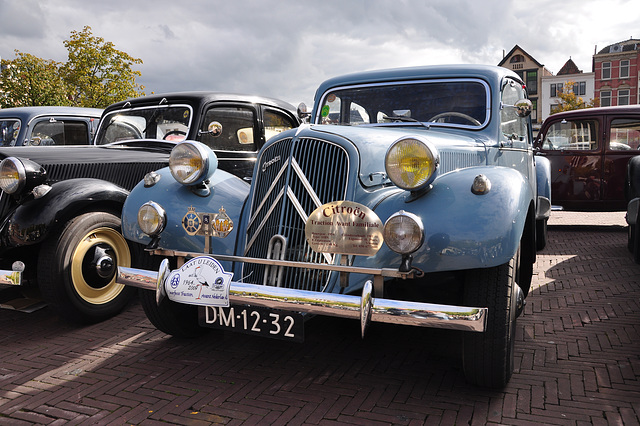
244 138 349 291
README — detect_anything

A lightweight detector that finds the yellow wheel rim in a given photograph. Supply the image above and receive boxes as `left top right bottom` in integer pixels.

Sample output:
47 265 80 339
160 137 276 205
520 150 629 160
70 227 131 304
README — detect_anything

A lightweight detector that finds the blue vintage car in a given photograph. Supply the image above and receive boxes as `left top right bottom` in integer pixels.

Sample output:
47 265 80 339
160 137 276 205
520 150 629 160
116 65 552 388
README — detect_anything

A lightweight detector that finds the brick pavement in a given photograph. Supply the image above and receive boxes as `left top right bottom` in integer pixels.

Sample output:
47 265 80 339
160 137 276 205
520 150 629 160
0 211 638 425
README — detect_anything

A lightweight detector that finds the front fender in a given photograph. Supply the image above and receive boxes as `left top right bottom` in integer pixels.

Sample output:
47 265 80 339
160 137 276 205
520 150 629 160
362 166 533 275
121 167 250 263
535 155 552 219
2 179 128 248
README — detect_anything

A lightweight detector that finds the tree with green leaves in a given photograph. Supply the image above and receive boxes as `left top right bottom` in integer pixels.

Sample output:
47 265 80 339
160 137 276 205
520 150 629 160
0 26 144 109
61 26 144 108
550 80 599 115
0 51 70 108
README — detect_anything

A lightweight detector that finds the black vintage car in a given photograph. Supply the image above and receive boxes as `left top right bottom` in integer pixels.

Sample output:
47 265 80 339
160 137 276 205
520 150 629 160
0 106 102 146
0 92 299 323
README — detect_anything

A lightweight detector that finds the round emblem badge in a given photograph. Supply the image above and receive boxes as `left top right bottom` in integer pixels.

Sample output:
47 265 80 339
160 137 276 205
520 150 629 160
182 207 201 235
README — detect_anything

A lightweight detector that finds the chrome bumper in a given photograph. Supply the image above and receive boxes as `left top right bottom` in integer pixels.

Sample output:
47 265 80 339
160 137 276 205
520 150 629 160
117 256 487 336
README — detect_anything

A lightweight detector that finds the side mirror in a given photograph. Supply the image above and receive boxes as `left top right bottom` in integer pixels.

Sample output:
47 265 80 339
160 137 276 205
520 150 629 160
513 99 533 118
297 103 311 122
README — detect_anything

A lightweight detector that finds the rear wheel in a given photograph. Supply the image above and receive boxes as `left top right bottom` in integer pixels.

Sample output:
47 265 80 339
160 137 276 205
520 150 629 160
462 246 519 388
37 212 136 323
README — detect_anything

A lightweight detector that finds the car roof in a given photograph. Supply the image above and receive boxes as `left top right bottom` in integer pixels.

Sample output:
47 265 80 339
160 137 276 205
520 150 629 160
103 91 298 116
542 105 640 121
0 106 103 120
312 64 522 101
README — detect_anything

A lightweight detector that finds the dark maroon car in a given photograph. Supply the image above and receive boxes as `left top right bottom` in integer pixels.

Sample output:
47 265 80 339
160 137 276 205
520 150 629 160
534 105 640 211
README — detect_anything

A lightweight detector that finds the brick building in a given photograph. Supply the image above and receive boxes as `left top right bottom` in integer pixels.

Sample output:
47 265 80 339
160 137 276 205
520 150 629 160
593 38 640 106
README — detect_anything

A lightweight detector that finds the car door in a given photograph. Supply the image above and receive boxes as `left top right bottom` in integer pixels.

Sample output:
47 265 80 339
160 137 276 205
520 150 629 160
197 103 297 180
602 113 640 208
535 114 603 209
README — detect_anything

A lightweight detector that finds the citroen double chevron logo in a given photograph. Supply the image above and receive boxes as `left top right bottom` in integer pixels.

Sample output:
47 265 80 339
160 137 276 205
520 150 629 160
246 156 332 264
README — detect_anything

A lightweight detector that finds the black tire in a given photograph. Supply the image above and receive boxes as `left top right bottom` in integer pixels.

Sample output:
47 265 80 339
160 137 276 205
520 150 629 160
139 288 207 338
37 212 136 324
536 218 548 251
632 224 640 264
462 246 519 388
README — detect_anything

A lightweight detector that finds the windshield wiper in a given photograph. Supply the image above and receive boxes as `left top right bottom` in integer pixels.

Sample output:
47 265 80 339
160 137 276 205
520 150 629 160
381 115 430 129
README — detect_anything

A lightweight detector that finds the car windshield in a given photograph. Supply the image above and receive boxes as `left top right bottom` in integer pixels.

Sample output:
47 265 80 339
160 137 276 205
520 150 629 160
0 119 21 146
94 105 193 145
316 79 489 129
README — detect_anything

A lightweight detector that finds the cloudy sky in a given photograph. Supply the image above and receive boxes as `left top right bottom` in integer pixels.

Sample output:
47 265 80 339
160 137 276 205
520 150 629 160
0 0 636 106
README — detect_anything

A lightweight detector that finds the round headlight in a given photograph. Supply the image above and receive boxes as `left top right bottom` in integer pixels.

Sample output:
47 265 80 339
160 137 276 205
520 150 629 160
0 157 26 194
385 137 438 190
169 141 217 185
138 201 166 237
384 211 424 254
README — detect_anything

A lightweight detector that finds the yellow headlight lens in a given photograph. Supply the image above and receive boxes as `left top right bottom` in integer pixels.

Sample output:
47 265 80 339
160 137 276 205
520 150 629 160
385 138 438 190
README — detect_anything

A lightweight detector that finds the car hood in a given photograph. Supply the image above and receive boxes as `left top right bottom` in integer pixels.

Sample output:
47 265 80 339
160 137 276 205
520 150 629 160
295 124 489 187
0 142 173 165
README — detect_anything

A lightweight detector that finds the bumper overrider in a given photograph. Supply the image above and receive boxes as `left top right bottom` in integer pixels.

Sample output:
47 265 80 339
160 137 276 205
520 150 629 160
116 252 487 337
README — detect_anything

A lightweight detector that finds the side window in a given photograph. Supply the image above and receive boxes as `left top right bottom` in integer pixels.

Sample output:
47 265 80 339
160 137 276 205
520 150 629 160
199 106 256 151
31 120 90 146
500 80 529 143
542 119 599 151
609 118 640 151
263 109 296 141
320 94 341 124
0 119 20 146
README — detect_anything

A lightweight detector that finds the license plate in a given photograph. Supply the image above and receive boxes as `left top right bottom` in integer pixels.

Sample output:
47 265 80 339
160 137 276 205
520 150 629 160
199 305 304 342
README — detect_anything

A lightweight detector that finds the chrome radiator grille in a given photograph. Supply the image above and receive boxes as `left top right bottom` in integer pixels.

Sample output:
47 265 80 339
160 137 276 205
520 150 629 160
243 137 349 291
45 162 168 191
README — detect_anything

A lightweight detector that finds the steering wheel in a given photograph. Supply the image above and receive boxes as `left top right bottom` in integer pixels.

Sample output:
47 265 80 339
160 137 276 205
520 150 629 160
428 112 481 126
163 130 187 141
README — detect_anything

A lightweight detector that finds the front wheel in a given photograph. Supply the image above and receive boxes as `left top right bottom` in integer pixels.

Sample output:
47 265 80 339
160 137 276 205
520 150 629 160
37 212 136 323
139 288 207 338
461 246 519 388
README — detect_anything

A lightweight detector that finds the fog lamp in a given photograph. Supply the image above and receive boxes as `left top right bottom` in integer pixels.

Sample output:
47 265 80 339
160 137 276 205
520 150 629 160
138 201 167 237
384 211 424 254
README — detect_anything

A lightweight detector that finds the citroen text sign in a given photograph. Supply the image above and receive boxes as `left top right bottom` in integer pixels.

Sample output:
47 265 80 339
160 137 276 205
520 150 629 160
305 201 383 256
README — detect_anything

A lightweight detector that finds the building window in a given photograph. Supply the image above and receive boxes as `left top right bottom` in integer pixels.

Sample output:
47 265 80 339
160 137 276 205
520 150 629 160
550 84 557 97
618 89 630 106
526 71 538 94
572 81 586 96
531 99 537 121
601 90 611 107
510 55 524 63
620 60 630 79
602 62 611 79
